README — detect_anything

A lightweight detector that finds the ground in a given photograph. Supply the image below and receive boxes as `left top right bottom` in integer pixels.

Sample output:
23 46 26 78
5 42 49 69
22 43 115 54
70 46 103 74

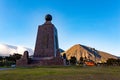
0 66 120 80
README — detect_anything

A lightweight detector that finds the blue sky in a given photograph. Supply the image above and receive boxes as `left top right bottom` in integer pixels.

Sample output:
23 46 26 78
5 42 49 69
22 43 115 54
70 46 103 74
0 0 120 56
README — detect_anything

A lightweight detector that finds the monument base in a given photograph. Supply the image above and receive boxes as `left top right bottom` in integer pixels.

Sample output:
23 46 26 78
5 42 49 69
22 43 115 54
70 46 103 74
29 57 63 66
16 51 64 66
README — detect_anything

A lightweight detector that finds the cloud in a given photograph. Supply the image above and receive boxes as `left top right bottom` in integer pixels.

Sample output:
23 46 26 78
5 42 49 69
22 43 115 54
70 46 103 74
0 43 33 56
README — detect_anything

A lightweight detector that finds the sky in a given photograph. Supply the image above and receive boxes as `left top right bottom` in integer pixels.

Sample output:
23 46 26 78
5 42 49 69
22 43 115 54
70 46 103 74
0 0 120 56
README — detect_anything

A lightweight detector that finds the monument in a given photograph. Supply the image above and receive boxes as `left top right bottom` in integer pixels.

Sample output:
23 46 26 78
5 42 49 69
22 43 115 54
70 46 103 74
34 14 59 58
17 14 63 66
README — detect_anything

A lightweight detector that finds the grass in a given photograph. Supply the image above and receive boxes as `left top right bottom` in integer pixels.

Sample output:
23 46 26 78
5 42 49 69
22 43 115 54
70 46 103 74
0 66 120 80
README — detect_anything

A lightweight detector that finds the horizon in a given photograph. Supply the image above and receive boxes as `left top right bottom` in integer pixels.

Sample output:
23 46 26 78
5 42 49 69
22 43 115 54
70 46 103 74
0 0 120 56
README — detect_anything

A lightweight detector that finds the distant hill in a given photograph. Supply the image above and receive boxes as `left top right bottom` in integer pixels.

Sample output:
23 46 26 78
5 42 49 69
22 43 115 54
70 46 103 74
62 44 118 63
0 43 33 56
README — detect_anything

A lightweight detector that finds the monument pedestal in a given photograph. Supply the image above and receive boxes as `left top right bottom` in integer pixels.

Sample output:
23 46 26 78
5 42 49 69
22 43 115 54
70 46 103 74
30 57 63 66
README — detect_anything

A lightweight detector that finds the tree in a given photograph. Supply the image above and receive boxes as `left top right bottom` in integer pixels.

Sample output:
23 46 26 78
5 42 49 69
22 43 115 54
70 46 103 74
107 58 117 66
0 53 22 66
0 56 3 61
79 57 84 64
70 56 77 65
63 53 66 59
116 59 120 66
10 53 22 62
5 53 22 62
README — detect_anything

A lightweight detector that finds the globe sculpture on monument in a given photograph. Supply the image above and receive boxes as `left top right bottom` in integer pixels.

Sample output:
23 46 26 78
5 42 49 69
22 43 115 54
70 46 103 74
17 14 63 66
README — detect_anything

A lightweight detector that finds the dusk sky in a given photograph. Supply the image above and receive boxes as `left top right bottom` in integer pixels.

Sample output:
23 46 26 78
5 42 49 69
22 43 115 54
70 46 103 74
0 0 120 56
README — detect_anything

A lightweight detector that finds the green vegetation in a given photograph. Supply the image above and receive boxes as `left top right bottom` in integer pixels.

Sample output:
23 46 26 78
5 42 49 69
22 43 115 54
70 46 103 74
0 53 22 66
107 58 120 66
0 66 120 80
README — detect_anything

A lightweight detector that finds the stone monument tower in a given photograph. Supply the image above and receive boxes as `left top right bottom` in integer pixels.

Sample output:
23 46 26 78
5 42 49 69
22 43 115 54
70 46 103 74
17 14 63 66
34 14 59 58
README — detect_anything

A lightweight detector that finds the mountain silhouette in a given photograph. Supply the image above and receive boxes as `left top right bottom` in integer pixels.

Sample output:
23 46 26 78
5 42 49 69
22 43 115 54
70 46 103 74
62 44 117 63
